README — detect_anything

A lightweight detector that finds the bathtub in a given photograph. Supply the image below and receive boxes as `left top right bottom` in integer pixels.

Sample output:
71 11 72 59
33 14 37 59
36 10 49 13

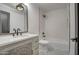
39 38 69 55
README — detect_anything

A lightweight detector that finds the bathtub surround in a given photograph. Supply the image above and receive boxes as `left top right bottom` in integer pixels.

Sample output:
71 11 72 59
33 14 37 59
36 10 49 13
39 10 45 40
45 8 68 40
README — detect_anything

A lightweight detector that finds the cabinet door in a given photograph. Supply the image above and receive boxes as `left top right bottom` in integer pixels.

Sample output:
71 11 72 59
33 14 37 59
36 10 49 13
8 42 32 55
32 38 39 55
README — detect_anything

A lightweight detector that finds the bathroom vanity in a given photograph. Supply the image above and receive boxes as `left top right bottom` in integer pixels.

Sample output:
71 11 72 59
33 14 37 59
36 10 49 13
0 33 39 55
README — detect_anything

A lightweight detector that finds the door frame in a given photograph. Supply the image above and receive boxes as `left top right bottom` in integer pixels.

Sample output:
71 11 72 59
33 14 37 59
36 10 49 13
77 3 79 55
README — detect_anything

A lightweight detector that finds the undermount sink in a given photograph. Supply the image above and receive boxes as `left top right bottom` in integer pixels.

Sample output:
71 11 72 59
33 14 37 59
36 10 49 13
13 34 31 39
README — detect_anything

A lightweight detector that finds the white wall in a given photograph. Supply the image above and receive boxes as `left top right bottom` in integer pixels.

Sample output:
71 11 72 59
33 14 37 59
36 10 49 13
27 4 39 34
45 8 68 41
0 3 39 36
0 4 26 33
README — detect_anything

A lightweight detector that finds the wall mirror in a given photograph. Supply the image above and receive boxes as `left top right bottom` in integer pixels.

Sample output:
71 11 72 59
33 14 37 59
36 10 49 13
0 3 28 34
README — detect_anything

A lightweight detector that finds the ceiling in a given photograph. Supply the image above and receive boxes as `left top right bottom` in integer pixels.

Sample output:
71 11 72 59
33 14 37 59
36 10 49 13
3 3 69 13
32 3 69 13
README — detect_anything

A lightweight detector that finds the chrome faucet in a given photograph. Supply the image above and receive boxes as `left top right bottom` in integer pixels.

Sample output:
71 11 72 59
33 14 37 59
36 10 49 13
13 28 16 36
16 28 21 35
13 28 21 36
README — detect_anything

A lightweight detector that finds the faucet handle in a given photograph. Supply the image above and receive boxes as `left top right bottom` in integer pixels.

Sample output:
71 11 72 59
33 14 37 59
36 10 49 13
17 28 22 35
17 28 21 31
17 28 21 36
13 28 16 33
13 28 16 36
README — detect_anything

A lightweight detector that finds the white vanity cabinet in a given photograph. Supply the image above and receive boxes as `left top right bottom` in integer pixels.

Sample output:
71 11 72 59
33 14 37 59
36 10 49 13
0 36 39 55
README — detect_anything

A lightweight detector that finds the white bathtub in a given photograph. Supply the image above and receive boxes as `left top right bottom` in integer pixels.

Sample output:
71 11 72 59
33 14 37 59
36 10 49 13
39 38 69 55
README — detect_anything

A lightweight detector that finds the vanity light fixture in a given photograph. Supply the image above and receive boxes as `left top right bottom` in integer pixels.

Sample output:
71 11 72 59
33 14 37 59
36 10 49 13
16 3 24 11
